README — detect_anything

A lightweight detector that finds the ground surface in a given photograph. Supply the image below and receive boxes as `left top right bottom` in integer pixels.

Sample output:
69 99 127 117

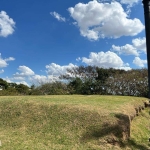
0 95 149 150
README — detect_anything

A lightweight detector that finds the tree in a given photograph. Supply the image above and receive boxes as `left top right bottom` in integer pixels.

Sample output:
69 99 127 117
30 81 69 95
106 69 148 97
60 66 148 97
0 78 8 89
68 78 83 94
15 84 29 95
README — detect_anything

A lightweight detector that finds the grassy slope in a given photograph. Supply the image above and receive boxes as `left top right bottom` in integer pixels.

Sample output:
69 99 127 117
0 95 149 150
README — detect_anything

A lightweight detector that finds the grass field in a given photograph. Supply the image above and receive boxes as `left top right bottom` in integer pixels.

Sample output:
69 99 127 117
0 95 149 150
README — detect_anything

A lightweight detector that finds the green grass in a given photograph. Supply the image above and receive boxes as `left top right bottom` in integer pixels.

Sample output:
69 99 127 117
0 95 149 150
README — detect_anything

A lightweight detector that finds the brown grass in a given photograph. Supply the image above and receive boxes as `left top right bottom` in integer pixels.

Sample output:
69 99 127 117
0 95 149 150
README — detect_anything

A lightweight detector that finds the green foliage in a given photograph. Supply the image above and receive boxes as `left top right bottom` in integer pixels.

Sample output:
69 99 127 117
0 88 18 96
106 69 148 97
30 82 69 95
0 67 148 97
96 67 110 83
0 79 30 96
61 67 148 97
0 78 8 89
68 78 83 94
15 84 29 95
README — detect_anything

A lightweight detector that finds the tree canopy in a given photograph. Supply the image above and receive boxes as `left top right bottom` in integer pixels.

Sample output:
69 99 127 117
0 67 148 97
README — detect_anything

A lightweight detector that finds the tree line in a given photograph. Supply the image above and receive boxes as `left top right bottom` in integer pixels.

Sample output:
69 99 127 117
0 66 148 97
0 79 30 95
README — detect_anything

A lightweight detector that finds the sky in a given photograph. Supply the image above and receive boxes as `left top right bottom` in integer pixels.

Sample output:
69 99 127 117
0 0 147 86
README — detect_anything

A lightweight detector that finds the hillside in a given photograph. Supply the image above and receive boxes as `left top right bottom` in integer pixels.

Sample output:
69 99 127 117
0 95 149 150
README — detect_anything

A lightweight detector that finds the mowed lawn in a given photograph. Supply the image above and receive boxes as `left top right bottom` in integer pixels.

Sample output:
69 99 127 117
0 95 149 150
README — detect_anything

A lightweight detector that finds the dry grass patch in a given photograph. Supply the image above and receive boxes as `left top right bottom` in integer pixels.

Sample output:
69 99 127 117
0 95 149 150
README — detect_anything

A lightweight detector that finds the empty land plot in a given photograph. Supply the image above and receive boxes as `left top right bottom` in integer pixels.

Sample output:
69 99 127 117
0 95 149 150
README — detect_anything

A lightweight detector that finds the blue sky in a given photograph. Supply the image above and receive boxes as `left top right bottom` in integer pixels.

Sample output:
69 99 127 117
0 0 147 86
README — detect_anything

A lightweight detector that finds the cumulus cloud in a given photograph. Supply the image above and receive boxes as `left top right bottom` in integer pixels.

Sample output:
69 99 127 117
14 66 35 77
31 75 48 84
132 37 146 53
3 75 30 87
68 1 144 40
30 74 60 85
76 57 81 61
46 63 77 75
12 76 25 81
0 11 15 37
112 37 146 56
120 0 139 6
82 51 131 70
0 54 15 68
0 58 7 68
27 63 78 85
15 81 29 87
4 57 15 61
11 63 78 86
50 11 66 22
112 44 139 56
3 77 12 83
3 77 29 86
10 66 35 86
133 57 147 67
0 69 4 74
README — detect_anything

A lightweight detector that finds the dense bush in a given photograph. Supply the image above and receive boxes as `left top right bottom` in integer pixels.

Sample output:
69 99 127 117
0 79 30 96
30 82 69 95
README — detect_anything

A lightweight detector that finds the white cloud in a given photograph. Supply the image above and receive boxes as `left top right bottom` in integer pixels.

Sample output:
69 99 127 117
28 63 78 85
76 57 81 61
14 66 35 77
12 76 25 81
0 54 15 68
9 63 77 86
3 77 29 86
132 37 146 53
82 51 131 70
120 0 139 6
112 44 139 56
133 57 147 67
30 74 60 85
5 57 15 61
116 66 131 71
68 1 144 40
46 63 77 75
50 11 66 22
0 69 4 74
30 75 48 85
3 77 12 83
3 76 29 87
5 66 34 86
0 11 15 37
119 0 140 16
112 37 146 56
0 58 7 68
15 81 29 87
